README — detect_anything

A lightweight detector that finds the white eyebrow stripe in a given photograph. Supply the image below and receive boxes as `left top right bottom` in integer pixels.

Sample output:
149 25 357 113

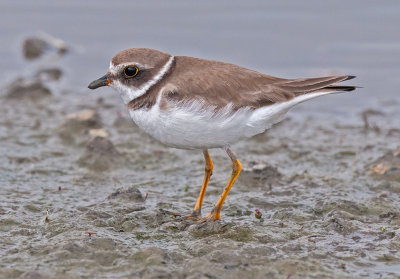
134 56 175 99
109 62 149 75
111 55 175 104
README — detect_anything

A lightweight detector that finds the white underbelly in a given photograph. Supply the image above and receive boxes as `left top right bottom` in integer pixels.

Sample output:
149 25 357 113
129 102 282 149
128 91 336 149
131 106 246 149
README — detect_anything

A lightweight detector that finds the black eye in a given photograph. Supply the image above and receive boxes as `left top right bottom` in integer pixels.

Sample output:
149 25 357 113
124 66 139 78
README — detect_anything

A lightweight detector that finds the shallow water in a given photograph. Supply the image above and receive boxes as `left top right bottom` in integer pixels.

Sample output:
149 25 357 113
1 1 400 278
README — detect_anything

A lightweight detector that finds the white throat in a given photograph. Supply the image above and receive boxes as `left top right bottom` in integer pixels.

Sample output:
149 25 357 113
110 56 175 104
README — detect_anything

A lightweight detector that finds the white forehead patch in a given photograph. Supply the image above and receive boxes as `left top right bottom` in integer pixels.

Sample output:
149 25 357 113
108 56 175 104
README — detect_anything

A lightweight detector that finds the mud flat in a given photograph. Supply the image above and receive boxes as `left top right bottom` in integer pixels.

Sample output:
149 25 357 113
1 74 400 278
1 4 400 276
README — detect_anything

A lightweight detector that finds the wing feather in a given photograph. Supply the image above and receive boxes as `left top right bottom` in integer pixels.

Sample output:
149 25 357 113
163 56 356 110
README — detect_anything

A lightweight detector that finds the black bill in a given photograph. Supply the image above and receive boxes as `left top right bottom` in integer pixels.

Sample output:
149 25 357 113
88 75 110 89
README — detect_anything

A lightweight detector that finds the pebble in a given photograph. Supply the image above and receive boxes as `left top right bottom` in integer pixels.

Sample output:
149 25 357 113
239 161 282 186
79 136 120 170
22 34 69 60
34 67 63 81
4 77 51 99
108 186 144 202
58 109 103 143
370 147 400 181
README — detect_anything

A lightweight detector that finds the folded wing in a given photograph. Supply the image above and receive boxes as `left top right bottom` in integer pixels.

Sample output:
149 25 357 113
164 56 356 110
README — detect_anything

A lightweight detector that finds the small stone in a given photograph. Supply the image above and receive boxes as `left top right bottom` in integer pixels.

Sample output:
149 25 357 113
79 136 120 170
108 186 144 202
4 78 51 99
35 67 63 81
58 109 102 144
370 147 400 182
371 163 390 175
22 34 69 60
66 110 97 121
22 37 48 60
240 161 281 186
89 128 110 138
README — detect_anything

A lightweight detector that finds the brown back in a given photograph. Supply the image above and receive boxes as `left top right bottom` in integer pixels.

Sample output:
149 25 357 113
128 55 355 110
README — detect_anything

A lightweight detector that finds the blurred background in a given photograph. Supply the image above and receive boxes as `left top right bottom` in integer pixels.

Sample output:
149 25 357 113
1 1 400 278
1 0 399 118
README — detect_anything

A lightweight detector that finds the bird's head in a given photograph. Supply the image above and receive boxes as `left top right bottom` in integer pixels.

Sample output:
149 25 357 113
88 48 173 104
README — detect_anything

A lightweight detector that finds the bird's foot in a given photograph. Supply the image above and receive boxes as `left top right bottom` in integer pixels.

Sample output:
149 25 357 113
159 209 182 218
160 208 220 223
185 210 202 221
198 208 220 223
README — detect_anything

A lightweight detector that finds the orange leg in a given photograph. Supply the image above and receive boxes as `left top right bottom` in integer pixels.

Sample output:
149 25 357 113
203 148 242 221
187 149 213 218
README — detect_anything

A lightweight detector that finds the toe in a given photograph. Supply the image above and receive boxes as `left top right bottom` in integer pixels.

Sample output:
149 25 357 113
185 213 202 221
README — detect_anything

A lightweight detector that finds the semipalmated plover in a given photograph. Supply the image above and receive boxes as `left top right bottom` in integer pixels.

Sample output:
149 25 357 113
88 48 356 221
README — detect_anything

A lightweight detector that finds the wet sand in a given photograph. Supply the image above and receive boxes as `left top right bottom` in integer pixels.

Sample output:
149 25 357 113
1 82 399 278
1 1 400 278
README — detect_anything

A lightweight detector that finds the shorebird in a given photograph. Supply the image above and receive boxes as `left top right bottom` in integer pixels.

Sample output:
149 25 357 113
88 48 356 221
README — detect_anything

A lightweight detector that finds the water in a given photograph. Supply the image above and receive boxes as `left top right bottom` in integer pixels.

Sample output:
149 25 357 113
2 0 400 113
